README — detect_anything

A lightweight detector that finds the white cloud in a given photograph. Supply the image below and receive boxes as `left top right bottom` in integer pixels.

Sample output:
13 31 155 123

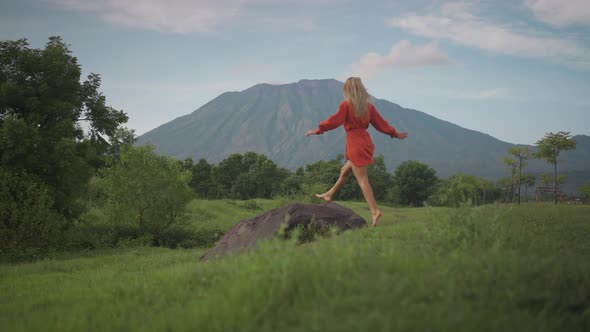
390 1 590 68
50 0 243 33
526 0 590 26
48 0 327 34
349 40 450 79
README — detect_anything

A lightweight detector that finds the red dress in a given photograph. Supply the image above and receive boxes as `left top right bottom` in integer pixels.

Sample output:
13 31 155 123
316 100 399 167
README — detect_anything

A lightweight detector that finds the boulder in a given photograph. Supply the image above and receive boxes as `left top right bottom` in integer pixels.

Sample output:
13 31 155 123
199 202 366 261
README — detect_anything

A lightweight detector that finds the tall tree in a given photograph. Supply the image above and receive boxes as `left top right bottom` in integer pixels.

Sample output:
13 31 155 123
191 158 214 198
534 132 577 204
505 147 531 205
0 37 128 218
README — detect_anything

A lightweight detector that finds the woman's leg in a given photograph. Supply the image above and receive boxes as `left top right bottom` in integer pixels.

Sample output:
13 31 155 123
316 161 353 202
351 164 382 227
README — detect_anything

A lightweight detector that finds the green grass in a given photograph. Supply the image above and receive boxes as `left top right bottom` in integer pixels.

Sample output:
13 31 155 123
1 201 589 331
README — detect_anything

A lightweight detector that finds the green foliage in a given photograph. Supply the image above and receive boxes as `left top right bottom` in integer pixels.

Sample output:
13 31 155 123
579 181 590 198
99 145 194 240
0 168 65 262
389 160 438 206
534 132 577 204
520 174 536 201
209 152 288 199
505 147 531 204
521 173 536 188
539 174 566 188
430 174 499 207
540 173 553 186
0 37 128 219
534 131 577 165
302 158 341 188
190 158 215 198
106 126 136 159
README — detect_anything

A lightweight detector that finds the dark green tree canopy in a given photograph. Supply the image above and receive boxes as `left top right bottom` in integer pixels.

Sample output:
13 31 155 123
0 37 127 141
0 37 128 218
391 160 438 206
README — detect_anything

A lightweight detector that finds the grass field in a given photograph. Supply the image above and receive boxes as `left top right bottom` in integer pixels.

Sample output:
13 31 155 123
1 200 589 331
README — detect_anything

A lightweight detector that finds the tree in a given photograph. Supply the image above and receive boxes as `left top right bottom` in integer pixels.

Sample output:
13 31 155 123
211 154 246 197
190 158 214 198
540 173 552 186
210 152 288 199
231 154 285 199
534 132 577 204
99 145 193 239
0 37 128 219
521 174 536 202
448 174 479 206
506 147 531 205
477 177 495 205
107 127 136 160
428 174 496 207
390 160 438 206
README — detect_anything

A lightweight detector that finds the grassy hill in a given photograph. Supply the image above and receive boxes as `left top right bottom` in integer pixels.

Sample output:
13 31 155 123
1 199 589 331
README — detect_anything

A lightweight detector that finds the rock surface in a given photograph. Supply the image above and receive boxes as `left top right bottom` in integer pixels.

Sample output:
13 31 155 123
199 202 366 261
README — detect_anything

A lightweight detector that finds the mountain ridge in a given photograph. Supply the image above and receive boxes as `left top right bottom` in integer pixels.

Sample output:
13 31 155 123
136 79 589 192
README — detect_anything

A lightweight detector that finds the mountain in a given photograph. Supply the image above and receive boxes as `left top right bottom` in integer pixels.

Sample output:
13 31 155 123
137 79 590 193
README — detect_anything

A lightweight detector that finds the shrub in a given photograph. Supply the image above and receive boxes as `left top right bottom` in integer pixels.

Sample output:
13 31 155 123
99 145 194 238
0 169 66 262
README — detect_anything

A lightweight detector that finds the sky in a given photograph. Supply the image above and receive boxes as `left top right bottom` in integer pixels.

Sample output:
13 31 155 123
1 0 589 145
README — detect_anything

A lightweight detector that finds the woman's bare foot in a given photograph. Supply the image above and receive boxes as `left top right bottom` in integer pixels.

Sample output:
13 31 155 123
371 210 382 227
315 192 332 202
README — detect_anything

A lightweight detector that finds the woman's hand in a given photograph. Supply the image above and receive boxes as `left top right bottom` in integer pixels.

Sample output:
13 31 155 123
397 132 408 139
306 129 319 136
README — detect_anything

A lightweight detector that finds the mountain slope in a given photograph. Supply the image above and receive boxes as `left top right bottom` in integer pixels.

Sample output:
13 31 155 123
137 79 589 189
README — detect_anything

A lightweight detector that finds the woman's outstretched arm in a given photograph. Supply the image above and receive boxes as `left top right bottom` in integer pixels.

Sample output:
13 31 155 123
369 104 407 139
307 101 347 136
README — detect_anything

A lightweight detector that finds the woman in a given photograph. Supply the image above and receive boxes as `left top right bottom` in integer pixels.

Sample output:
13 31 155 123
306 77 408 227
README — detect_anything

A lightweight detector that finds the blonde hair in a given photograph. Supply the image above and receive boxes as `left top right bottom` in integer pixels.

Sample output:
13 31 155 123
343 77 371 118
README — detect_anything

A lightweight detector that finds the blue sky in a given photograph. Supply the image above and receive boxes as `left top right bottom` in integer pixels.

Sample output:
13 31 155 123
1 0 589 144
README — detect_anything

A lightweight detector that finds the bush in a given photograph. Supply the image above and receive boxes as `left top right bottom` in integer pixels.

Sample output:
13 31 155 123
0 169 66 263
64 206 223 251
99 145 194 237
